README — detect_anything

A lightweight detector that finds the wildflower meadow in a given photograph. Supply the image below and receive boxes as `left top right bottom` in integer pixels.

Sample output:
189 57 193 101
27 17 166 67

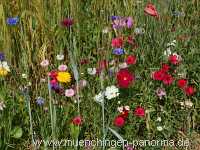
0 0 200 150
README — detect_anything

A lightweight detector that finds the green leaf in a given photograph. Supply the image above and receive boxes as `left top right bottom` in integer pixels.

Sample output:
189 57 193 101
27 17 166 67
11 127 23 139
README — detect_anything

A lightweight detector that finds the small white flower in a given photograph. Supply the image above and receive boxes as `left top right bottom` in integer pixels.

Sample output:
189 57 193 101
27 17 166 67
156 117 162 122
185 101 193 107
180 101 193 108
134 27 145 34
117 101 121 104
0 101 6 111
56 54 64 61
87 68 96 75
164 47 172 56
105 85 119 100
117 106 124 113
124 106 130 111
94 92 104 103
157 126 163 131
22 73 27 79
167 40 176 47
119 62 128 69
0 61 10 72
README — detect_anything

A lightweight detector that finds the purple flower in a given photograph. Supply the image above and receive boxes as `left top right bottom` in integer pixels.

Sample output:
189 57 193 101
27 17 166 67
36 97 45 106
156 88 166 99
111 16 120 21
7 17 19 25
126 17 133 28
112 48 125 55
0 52 5 61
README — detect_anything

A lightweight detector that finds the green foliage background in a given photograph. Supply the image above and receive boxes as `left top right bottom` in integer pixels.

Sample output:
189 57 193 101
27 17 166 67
0 0 200 149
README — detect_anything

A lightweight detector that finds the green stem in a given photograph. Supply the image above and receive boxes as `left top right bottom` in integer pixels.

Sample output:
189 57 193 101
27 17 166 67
26 93 35 149
100 72 105 150
48 76 55 150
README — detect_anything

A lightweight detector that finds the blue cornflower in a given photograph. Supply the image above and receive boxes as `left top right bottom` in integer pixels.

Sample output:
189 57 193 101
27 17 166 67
36 97 45 106
7 17 19 25
111 16 120 21
0 52 5 61
112 48 125 55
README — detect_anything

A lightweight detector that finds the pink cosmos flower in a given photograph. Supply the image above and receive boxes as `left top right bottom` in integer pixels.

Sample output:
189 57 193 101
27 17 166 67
40 59 49 67
65 89 75 97
58 64 68 71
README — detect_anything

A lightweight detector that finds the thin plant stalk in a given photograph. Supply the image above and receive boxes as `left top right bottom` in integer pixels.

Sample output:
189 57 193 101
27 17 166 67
100 71 105 150
26 92 35 149
47 75 55 150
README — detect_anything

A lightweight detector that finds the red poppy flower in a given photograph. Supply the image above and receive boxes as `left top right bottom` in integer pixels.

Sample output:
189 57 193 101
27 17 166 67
177 79 187 89
116 69 135 88
134 106 145 117
111 37 123 48
168 54 181 65
163 74 174 85
72 116 82 126
144 3 159 18
151 70 165 81
114 116 125 127
161 63 170 72
184 86 196 96
118 110 129 119
125 55 137 65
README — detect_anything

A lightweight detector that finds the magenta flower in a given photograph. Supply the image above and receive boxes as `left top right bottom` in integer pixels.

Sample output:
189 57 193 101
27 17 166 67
126 17 133 28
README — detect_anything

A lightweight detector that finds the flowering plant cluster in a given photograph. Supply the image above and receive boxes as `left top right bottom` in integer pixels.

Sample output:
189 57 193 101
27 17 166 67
1 1 199 150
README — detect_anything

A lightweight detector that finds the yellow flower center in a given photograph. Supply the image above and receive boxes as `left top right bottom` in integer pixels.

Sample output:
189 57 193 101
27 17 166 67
0 68 8 76
56 71 71 83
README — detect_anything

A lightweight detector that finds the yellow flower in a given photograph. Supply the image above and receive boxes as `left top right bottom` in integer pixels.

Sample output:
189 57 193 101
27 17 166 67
0 68 8 76
56 71 71 83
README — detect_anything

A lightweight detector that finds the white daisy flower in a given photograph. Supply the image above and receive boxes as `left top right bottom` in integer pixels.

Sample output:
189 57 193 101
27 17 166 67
105 85 119 100
56 54 64 61
94 92 104 103
87 68 96 75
